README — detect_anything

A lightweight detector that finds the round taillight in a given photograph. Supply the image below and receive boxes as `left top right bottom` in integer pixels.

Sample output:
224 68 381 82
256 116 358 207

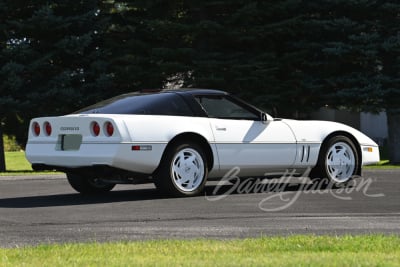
33 122 40 136
92 122 100 136
105 122 114 137
44 122 52 136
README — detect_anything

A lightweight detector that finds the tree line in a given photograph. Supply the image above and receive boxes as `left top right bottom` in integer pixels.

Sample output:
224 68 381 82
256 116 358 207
0 0 399 163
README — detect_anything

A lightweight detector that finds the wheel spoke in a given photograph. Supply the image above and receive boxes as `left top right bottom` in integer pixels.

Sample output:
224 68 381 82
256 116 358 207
187 176 195 189
172 164 184 179
330 167 339 178
184 154 196 166
337 147 346 156
328 158 336 167
342 157 352 165
176 151 186 161
343 166 351 176
179 176 190 187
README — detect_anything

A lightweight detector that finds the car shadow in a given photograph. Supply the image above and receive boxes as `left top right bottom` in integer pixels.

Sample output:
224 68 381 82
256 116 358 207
0 182 348 208
0 187 164 208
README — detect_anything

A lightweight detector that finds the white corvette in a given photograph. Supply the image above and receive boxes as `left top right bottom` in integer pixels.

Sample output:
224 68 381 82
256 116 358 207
25 89 380 196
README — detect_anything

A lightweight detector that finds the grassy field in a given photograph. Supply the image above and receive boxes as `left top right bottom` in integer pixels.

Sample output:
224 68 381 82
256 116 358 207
1 151 60 175
4 151 33 171
365 159 400 169
0 235 399 266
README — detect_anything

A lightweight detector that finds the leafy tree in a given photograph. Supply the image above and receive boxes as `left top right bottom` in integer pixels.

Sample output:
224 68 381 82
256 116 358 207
0 1 112 145
102 0 195 93
299 0 400 162
106 0 312 116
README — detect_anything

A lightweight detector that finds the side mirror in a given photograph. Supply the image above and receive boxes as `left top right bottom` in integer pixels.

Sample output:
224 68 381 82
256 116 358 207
261 112 273 124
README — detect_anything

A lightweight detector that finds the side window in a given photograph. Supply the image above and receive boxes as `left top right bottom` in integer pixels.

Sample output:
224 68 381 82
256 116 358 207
195 96 259 120
148 94 193 116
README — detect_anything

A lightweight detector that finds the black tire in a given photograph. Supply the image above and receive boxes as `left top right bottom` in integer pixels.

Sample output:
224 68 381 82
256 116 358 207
310 135 360 185
66 172 115 194
154 142 208 197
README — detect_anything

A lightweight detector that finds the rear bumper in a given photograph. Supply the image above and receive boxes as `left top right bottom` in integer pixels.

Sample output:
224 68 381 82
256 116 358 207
25 142 167 174
32 163 150 180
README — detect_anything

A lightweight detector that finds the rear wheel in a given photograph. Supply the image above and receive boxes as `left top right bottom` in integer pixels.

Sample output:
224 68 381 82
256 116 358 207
310 135 360 185
66 173 115 194
154 142 208 197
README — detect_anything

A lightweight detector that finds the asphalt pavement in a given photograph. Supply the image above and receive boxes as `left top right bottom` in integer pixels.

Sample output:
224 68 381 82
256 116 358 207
0 169 399 247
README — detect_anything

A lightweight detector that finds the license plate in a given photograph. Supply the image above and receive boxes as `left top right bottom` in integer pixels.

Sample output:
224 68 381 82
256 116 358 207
61 135 82 151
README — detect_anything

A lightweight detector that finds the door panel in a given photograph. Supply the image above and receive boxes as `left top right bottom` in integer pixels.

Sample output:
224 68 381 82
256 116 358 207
209 118 297 176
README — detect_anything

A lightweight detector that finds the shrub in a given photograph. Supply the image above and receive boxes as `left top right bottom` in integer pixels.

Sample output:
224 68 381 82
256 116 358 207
3 135 22 152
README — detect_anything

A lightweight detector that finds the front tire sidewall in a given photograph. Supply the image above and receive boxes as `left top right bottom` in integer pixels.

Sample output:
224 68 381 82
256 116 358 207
155 142 208 197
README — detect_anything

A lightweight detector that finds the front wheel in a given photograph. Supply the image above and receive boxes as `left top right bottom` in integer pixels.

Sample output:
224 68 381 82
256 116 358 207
66 173 115 194
154 142 208 197
310 136 360 185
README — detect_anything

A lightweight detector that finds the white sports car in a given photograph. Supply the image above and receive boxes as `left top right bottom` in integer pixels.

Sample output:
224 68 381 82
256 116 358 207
25 89 380 196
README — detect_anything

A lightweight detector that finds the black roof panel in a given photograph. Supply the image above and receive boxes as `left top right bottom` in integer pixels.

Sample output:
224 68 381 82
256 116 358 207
140 88 227 96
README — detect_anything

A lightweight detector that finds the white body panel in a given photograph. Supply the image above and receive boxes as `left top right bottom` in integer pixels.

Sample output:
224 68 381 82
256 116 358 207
207 118 297 176
26 114 380 177
282 119 380 165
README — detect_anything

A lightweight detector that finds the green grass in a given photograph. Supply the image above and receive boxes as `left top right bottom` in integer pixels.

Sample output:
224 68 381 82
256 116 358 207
365 160 400 169
1 151 60 176
0 235 399 266
4 151 33 171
